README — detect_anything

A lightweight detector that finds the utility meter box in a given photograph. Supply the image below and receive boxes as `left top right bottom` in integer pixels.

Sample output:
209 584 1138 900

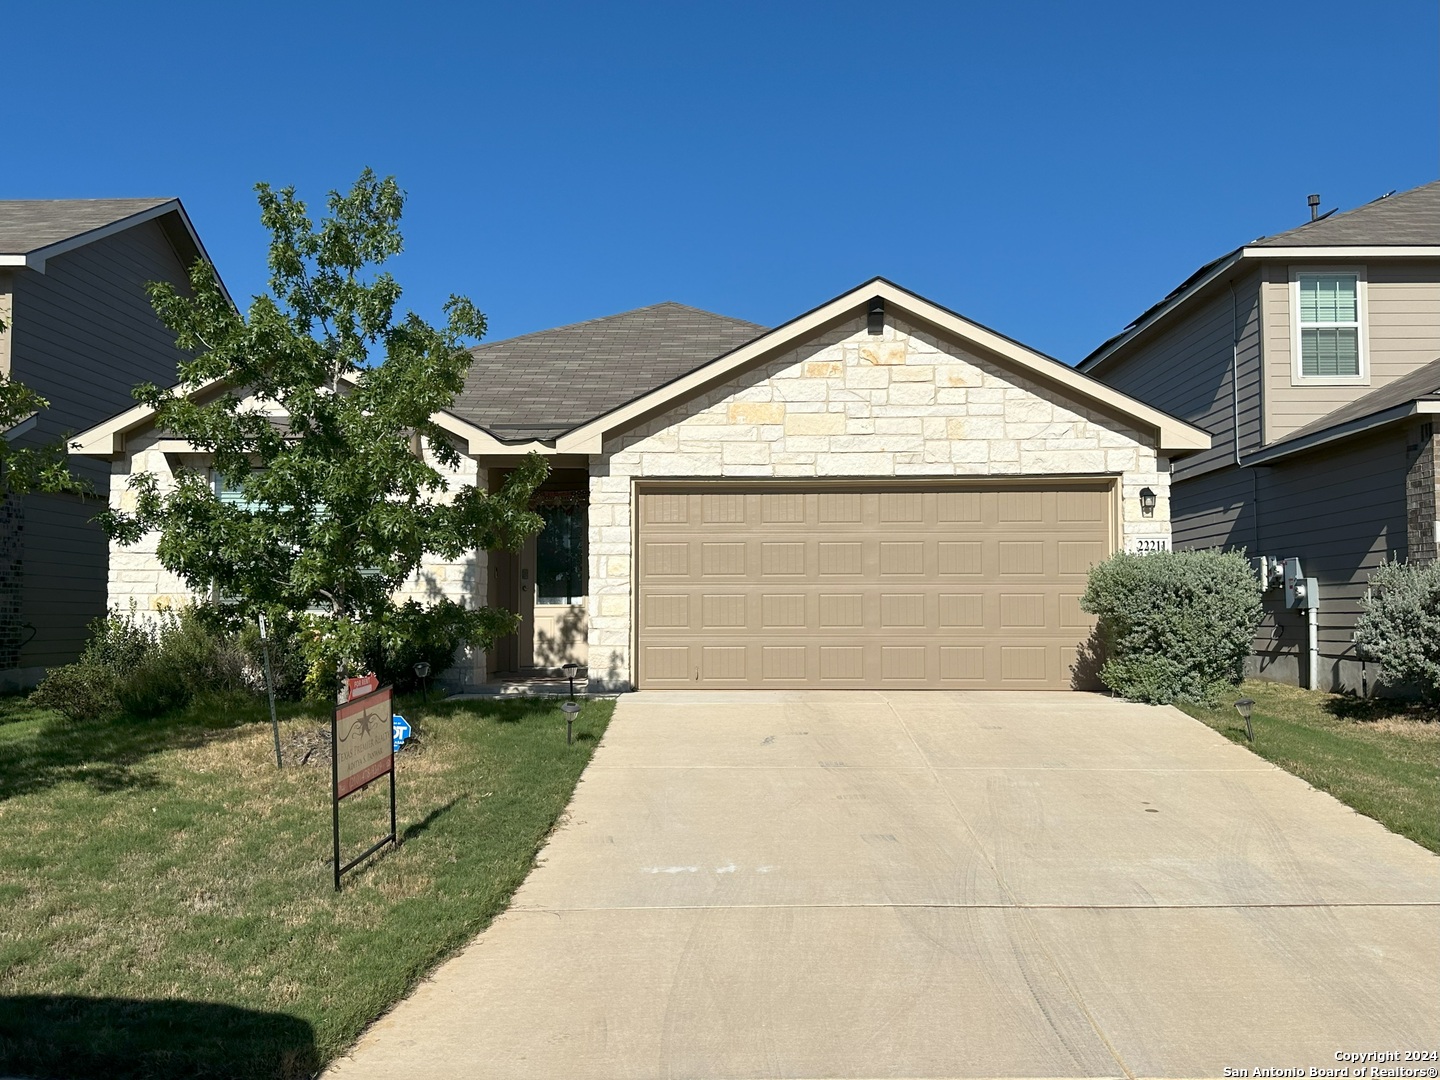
1284 558 1318 609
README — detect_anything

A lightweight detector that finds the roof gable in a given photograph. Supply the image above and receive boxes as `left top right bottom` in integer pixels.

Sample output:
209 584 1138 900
555 278 1209 455
0 198 174 257
1081 179 1440 373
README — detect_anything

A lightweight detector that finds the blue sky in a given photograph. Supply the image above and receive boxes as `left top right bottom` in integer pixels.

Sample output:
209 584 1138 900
10 1 1438 363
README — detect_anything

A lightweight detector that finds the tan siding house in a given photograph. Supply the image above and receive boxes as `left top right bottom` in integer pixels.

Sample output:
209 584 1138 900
1081 180 1440 693
0 200 217 687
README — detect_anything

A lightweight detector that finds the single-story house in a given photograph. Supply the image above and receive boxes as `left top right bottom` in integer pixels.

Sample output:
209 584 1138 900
72 278 1208 692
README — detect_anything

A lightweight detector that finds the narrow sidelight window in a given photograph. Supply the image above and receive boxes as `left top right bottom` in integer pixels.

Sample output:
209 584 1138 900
536 504 587 605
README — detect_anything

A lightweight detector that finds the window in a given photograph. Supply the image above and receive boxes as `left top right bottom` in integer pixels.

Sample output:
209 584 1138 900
536 505 587 605
1294 270 1364 381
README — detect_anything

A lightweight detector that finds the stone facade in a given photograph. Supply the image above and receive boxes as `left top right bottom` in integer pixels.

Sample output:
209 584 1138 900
106 427 489 688
586 315 1172 690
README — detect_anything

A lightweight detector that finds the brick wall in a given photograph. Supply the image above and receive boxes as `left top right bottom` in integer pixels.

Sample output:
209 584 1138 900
1405 421 1436 564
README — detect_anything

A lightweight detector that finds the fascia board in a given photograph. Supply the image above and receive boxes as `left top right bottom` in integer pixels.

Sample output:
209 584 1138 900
1244 400 1440 465
69 378 227 457
11 200 181 272
1079 251 1246 374
1241 245 1440 260
427 409 560 456
558 279 1210 455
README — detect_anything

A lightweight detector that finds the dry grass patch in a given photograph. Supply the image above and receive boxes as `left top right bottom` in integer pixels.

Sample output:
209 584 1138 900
0 691 612 1079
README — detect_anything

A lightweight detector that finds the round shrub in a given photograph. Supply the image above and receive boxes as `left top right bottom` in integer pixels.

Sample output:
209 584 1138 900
1354 559 1440 701
1080 549 1262 706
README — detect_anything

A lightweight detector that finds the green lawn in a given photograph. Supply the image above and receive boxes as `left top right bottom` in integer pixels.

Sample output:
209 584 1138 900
1177 679 1439 853
0 691 613 1080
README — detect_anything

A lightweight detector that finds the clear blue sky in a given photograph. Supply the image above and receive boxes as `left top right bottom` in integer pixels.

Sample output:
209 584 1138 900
10 1 1438 364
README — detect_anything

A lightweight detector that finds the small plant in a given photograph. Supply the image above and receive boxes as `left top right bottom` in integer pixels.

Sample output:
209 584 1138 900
1081 548 1263 706
1354 559 1440 702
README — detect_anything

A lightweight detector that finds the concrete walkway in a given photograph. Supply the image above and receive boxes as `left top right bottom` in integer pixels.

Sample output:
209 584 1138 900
329 691 1440 1079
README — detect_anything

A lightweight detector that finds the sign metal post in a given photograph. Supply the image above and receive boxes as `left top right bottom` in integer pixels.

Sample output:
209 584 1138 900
258 613 283 769
331 685 398 891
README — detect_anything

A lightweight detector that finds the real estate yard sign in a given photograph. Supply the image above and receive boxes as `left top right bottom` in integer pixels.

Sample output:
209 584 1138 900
332 685 397 890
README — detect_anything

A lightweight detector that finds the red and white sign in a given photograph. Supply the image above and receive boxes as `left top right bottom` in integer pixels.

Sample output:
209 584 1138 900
344 673 379 702
334 686 393 799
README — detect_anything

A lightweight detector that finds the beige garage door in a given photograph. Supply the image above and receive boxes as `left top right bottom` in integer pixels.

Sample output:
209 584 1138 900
635 483 1112 690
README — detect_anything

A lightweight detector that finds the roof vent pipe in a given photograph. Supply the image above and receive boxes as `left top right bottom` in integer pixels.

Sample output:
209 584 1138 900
1307 193 1321 221
867 297 885 335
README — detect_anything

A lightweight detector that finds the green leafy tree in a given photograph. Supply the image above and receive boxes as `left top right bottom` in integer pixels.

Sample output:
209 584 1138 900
100 171 547 695
0 365 90 498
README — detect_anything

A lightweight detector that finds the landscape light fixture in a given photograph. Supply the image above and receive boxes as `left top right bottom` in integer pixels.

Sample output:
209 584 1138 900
561 662 579 699
1138 487 1157 517
414 661 431 704
561 700 580 745
1234 697 1255 742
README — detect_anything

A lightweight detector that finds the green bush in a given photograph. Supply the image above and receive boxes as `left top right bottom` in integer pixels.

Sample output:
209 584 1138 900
1354 559 1440 701
360 599 510 694
30 604 280 721
1080 549 1263 706
30 607 154 720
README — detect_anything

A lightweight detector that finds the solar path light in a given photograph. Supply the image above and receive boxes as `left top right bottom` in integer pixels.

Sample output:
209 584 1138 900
1234 698 1255 743
561 700 580 745
561 662 579 699
414 661 431 704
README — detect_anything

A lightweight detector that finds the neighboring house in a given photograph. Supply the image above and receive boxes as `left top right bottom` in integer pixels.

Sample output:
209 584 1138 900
1079 179 1440 693
0 199 219 689
73 278 1207 692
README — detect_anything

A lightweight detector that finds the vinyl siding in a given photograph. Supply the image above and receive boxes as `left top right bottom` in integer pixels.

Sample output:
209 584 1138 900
1093 271 1261 481
1264 260 1440 441
1172 429 1408 690
9 222 194 668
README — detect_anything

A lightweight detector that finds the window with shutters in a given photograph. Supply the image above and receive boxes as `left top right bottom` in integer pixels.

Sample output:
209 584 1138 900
1291 268 1366 383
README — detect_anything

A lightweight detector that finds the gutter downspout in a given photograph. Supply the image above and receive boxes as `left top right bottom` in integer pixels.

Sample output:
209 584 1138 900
1229 281 1242 467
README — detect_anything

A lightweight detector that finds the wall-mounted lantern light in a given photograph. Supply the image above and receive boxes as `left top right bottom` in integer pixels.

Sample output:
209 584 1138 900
867 297 884 335
1138 487 1157 517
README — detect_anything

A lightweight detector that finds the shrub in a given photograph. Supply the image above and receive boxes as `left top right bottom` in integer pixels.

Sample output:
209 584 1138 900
30 604 284 721
30 607 155 721
1081 548 1263 706
360 600 510 694
1354 559 1440 701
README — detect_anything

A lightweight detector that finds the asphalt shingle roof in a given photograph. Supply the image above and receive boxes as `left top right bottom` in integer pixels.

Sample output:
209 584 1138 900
449 302 767 442
0 198 175 255
1082 180 1440 370
1253 180 1440 247
1272 354 1440 447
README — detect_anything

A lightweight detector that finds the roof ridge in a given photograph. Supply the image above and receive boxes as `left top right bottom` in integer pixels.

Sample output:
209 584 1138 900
469 301 764 354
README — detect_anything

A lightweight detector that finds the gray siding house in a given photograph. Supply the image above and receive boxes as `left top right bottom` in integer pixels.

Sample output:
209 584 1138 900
0 199 217 687
1080 180 1440 693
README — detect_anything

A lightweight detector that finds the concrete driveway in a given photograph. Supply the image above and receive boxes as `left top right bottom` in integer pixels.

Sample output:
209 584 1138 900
330 691 1440 1079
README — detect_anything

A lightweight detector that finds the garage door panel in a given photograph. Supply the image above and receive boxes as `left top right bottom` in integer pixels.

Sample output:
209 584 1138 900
637 485 1112 690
